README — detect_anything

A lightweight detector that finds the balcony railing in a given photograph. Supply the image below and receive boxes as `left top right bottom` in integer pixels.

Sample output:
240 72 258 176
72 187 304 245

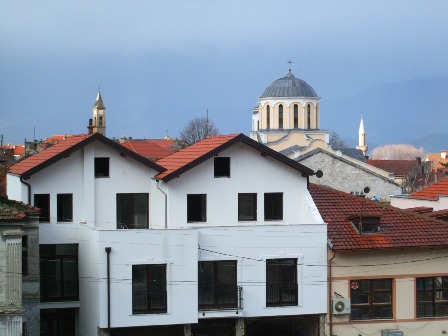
199 286 243 311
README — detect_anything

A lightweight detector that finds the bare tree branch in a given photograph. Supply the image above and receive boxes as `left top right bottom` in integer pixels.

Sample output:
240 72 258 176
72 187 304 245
370 144 425 160
180 117 219 146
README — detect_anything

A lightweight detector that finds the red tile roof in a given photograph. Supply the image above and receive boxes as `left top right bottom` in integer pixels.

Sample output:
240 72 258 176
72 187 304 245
367 159 420 177
0 199 40 221
309 184 448 251
425 152 448 171
44 134 75 145
9 133 165 179
156 133 314 182
1 144 25 156
121 141 172 160
410 176 448 200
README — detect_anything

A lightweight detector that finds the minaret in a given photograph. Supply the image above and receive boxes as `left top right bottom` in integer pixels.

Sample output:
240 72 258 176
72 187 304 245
356 117 368 157
92 90 106 136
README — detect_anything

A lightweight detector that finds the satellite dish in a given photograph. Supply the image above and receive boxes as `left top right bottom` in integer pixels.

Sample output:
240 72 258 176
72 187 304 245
364 187 370 194
315 170 323 178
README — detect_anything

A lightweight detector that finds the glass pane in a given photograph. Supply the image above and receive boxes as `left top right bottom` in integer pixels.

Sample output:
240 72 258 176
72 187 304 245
238 194 256 220
63 257 78 297
132 265 147 311
417 291 433 302
372 279 391 291
352 294 369 304
134 194 148 229
373 305 392 319
435 303 448 317
435 277 443 289
372 293 391 304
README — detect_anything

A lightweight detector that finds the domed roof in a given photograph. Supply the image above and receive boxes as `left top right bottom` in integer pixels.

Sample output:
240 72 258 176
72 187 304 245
261 70 318 98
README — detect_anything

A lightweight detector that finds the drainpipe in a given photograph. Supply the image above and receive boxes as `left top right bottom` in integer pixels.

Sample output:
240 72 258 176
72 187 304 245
328 247 336 336
105 247 112 335
156 180 168 229
20 176 31 205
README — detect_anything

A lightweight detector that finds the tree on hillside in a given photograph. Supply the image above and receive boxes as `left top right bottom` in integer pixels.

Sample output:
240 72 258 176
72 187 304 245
180 117 219 146
329 131 348 150
370 144 425 160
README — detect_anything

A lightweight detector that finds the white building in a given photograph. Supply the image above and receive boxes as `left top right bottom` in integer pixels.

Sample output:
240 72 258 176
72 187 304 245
7 132 327 336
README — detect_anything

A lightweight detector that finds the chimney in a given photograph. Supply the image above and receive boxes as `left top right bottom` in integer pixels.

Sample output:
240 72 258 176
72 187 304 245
441 150 447 160
87 119 94 135
416 157 421 165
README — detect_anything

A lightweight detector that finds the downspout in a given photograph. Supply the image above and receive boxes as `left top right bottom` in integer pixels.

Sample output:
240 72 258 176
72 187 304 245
328 246 336 336
156 181 168 229
105 247 112 335
20 176 31 205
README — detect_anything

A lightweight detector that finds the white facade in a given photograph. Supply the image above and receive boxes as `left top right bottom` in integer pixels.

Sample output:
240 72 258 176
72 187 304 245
7 135 327 335
391 194 448 211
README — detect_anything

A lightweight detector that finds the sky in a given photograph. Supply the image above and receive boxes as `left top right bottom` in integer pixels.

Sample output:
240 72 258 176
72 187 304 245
1 1 448 147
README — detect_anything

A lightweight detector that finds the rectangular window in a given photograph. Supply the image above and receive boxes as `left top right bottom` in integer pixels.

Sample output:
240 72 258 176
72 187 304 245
22 236 28 275
266 258 297 307
350 279 392 320
40 244 79 302
187 194 207 222
95 157 110 177
264 193 283 220
214 157 230 178
238 193 257 221
57 194 73 222
198 261 238 310
132 264 167 314
117 193 149 229
34 194 50 222
417 276 448 318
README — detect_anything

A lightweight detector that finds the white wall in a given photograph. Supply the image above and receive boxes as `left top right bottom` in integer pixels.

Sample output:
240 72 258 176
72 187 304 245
163 143 319 228
391 194 448 211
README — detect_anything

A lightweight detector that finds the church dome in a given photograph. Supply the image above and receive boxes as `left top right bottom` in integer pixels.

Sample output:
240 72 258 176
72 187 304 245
261 70 318 98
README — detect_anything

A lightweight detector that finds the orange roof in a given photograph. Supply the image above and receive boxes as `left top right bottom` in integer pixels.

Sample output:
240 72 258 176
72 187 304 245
121 141 172 159
410 176 448 200
44 134 75 145
367 159 419 177
1 144 25 156
156 133 314 182
309 184 448 250
9 133 164 179
425 152 448 171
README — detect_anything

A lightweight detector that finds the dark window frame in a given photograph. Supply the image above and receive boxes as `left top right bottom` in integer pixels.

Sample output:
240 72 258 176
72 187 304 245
294 104 298 128
22 236 28 275
57 194 73 222
40 244 79 302
95 157 110 178
198 260 238 310
34 194 50 222
238 193 257 221
132 264 167 314
214 157 230 178
307 104 311 129
278 104 283 129
264 193 283 221
416 276 448 318
350 279 393 320
266 105 270 130
187 194 207 223
116 193 149 229
266 258 298 307
350 217 381 234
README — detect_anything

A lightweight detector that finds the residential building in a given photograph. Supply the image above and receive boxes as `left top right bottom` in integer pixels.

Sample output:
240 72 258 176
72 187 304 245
310 184 448 336
7 132 327 336
0 197 40 336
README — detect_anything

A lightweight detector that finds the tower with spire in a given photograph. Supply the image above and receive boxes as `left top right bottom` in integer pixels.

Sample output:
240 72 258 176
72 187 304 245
92 90 106 136
356 117 368 157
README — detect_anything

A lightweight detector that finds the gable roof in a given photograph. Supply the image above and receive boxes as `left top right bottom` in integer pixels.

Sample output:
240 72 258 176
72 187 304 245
309 183 448 251
367 159 421 177
410 176 448 200
9 133 165 179
156 133 314 182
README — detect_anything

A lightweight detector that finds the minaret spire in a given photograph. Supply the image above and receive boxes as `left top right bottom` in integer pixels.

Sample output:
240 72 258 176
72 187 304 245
356 116 368 157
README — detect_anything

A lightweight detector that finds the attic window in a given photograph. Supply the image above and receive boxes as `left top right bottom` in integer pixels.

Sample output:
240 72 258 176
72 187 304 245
214 157 230 178
95 157 110 177
350 216 381 234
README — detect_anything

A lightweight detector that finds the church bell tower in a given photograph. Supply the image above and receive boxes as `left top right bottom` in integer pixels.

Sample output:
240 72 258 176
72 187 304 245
92 90 106 136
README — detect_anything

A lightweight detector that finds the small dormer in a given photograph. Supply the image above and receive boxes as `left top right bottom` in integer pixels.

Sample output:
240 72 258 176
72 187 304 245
349 214 381 234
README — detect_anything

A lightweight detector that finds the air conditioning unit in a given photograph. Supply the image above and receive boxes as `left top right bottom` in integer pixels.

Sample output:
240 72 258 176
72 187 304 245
332 298 351 314
381 330 403 336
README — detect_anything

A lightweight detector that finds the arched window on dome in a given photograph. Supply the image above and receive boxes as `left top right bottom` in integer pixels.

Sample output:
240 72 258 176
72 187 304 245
278 104 283 129
266 105 270 130
316 104 319 129
294 104 298 128
307 104 311 129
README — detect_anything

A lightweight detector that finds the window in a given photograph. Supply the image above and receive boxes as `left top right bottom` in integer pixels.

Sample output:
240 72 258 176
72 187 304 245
307 104 311 129
350 216 381 234
266 105 270 129
350 279 392 320
34 194 50 222
187 194 207 222
278 104 283 129
238 193 257 221
132 264 167 314
264 193 283 220
199 261 238 310
417 276 448 317
214 157 230 178
57 194 73 222
95 157 109 177
266 259 297 307
294 104 298 128
22 236 28 275
117 193 149 229
40 244 79 302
